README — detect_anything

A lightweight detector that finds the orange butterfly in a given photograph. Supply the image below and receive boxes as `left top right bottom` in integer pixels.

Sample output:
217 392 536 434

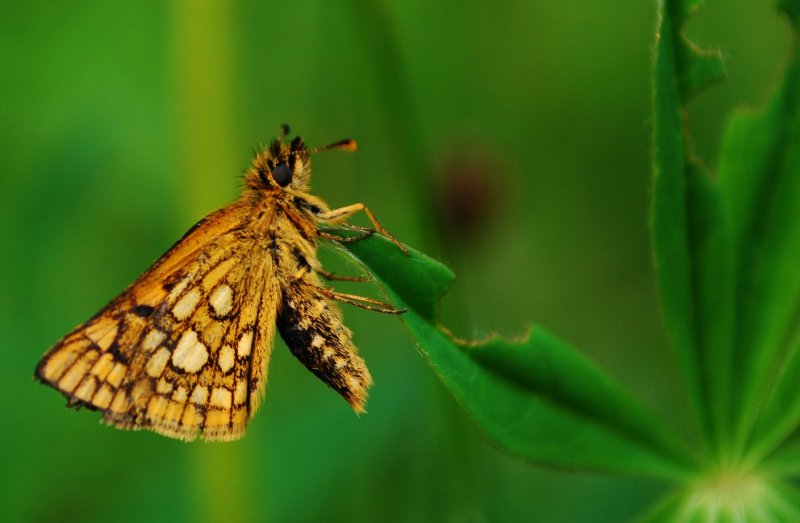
35 126 406 441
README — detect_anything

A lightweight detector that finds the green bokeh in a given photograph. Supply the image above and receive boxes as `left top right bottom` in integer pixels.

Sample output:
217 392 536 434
0 2 789 522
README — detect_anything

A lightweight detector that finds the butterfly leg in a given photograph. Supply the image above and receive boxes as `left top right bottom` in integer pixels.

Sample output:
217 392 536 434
316 203 409 255
318 227 374 243
318 287 404 315
290 265 400 313
316 268 370 283
289 242 402 314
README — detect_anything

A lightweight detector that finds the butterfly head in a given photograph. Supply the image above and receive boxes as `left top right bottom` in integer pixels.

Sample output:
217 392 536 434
248 125 357 194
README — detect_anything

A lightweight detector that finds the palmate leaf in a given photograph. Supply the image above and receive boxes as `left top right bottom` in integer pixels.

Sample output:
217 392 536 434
654 0 800 468
335 232 695 480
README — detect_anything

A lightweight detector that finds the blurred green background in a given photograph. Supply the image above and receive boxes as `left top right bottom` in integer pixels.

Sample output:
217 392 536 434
0 2 791 522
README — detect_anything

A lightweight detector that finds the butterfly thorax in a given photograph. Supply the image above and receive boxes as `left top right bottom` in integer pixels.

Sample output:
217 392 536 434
240 139 333 280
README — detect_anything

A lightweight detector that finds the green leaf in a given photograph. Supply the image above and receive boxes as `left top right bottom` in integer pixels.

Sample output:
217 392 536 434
714 0 800 459
335 232 696 479
652 0 730 457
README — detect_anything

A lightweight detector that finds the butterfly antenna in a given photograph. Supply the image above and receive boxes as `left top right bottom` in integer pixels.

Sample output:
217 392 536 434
306 138 358 155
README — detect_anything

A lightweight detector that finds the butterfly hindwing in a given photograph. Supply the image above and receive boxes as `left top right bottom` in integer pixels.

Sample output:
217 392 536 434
36 204 280 441
277 277 372 412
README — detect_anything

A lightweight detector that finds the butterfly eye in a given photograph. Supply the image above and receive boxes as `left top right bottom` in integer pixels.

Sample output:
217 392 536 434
272 163 292 187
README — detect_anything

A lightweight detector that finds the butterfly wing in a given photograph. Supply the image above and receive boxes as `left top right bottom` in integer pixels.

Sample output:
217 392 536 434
36 203 280 441
277 277 372 412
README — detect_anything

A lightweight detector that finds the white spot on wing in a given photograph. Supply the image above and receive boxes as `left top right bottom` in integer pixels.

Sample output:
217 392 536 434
210 387 232 409
218 344 235 373
237 331 253 358
209 284 234 317
172 288 202 321
311 335 324 348
146 347 171 377
173 386 188 402
142 329 166 351
190 385 208 404
167 275 191 302
233 380 247 405
172 330 208 373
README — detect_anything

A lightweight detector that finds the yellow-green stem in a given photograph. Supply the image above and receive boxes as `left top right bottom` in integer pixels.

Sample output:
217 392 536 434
170 1 248 522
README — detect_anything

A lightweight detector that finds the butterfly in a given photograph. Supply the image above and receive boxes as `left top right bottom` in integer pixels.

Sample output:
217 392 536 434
35 125 407 441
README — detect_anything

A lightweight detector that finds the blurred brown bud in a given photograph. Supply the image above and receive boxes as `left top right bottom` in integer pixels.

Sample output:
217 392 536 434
433 147 505 245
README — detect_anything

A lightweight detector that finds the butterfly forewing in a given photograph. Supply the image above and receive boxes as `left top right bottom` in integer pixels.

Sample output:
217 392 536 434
36 203 280 441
